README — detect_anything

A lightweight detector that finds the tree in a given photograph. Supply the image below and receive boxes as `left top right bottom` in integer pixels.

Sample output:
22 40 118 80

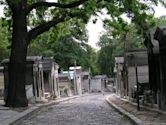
52 35 87 70
1 0 165 107
28 33 98 75
155 16 166 26
84 45 99 75
27 32 52 56
3 0 91 107
27 17 94 71
97 24 145 76
97 45 114 76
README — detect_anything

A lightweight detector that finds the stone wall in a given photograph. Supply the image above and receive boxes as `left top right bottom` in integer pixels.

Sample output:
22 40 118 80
128 66 149 98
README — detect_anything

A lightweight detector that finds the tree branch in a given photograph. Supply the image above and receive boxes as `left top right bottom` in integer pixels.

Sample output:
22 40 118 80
26 0 87 14
6 0 15 10
27 16 66 44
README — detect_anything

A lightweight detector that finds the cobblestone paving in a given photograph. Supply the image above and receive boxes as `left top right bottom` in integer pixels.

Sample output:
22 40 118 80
17 94 134 125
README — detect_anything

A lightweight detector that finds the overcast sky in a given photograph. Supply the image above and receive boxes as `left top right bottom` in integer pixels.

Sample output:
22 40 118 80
0 4 166 49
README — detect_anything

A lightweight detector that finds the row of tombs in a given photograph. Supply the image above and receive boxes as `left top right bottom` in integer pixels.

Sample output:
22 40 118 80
0 56 108 103
0 56 89 103
114 27 166 110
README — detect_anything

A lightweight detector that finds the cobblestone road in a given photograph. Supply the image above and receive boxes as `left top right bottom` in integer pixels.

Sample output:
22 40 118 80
17 94 134 125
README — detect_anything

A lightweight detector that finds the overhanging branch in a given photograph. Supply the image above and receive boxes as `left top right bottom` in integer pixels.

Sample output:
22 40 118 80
27 16 65 44
26 0 87 14
6 0 15 10
27 8 87 45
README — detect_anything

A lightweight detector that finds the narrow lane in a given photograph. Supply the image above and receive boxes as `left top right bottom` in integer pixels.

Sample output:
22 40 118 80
17 94 134 125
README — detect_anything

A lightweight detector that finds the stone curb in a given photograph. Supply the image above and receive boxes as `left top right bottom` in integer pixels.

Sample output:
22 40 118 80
120 97 166 115
5 95 80 125
105 96 144 125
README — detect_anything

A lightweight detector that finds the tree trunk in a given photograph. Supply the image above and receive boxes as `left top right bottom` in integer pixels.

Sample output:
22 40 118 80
159 49 166 109
5 8 28 107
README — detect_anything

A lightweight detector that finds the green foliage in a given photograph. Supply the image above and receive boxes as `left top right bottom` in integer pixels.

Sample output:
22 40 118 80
154 16 166 27
27 18 98 74
124 24 145 49
97 24 145 76
28 33 98 73
0 18 10 63
52 36 85 70
97 45 114 76
99 0 162 36
28 32 53 56
4 0 166 70
25 0 162 37
97 34 112 48
3 0 166 108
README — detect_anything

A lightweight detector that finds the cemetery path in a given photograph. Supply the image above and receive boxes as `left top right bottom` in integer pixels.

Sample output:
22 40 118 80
16 94 134 125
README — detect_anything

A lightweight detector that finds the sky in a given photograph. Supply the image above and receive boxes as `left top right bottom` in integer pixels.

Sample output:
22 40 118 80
0 5 4 17
0 3 166 49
